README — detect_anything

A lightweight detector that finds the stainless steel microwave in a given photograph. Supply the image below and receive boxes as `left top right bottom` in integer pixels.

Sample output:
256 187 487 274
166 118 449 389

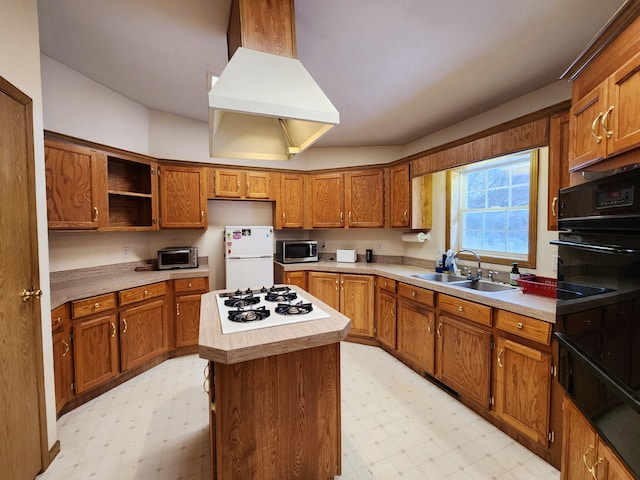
275 240 318 263
157 247 198 270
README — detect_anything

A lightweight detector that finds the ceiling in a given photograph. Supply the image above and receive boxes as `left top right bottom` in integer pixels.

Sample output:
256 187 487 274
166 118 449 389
37 0 624 149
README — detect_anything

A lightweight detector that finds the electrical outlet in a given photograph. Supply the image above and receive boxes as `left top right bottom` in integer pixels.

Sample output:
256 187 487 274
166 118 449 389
551 255 559 272
321 241 327 249
377 242 383 252
122 246 129 258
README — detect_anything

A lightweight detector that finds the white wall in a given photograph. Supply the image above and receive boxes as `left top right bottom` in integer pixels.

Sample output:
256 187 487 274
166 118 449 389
0 0 57 450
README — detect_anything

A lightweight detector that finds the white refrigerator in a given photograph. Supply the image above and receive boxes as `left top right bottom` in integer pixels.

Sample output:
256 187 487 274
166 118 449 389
224 226 275 290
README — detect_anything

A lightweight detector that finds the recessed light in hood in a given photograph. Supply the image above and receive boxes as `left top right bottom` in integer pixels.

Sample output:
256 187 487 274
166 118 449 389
208 47 339 161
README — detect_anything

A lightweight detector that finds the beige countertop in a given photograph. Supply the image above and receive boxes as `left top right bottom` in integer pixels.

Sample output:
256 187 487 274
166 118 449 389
279 260 557 323
198 286 351 364
50 261 210 309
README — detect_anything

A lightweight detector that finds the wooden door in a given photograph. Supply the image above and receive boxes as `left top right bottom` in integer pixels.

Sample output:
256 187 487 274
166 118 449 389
376 287 396 350
0 77 46 478
175 294 202 347
396 298 435 375
245 171 272 199
120 299 167 371
341 274 375 338
436 313 492 407
159 165 207 228
389 164 410 228
307 272 340 311
494 336 551 445
561 397 598 480
344 170 384 228
569 83 608 171
72 314 119 394
214 169 244 198
607 50 640 157
277 173 305 229
284 271 307 291
310 173 343 228
45 139 104 229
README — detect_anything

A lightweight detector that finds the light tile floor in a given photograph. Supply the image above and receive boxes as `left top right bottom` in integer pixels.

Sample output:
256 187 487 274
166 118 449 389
37 342 560 480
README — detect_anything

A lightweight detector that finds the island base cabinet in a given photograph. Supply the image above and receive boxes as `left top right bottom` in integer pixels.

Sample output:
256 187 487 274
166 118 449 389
209 343 341 480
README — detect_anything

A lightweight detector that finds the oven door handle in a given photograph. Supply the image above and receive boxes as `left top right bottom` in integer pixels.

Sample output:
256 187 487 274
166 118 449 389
554 332 640 414
551 240 640 255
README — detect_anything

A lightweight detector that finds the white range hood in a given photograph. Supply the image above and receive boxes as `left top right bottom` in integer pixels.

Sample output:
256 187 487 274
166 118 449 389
208 47 339 161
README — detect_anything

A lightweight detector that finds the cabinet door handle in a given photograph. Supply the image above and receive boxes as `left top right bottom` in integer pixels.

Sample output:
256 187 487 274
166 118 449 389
427 318 432 334
403 209 408 221
391 306 395 317
282 211 286 222
582 444 603 479
498 348 504 368
340 212 344 224
591 112 603 143
176 303 180 316
551 196 557 217
601 105 614 139
62 340 70 357
335 280 339 290
348 211 352 223
201 210 205 222
111 322 116 337
436 322 442 338
92 206 99 222
122 318 128 333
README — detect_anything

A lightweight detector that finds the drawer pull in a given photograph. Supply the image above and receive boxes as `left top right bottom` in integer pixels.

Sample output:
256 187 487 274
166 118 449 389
458 305 463 312
517 322 523 329
188 282 192 288
55 316 62 324
411 291 416 298
94 302 100 309
144 290 148 296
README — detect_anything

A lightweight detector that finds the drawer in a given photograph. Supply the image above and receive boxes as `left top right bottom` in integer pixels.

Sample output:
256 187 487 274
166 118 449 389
438 294 492 327
72 293 117 318
174 277 208 294
119 282 166 306
496 310 552 345
398 282 434 307
377 277 396 293
51 303 69 331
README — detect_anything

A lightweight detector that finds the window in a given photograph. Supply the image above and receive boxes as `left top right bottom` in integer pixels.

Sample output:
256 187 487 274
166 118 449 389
447 150 538 268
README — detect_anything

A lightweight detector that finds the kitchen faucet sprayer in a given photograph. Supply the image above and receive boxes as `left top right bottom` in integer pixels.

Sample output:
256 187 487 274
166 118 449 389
453 249 482 280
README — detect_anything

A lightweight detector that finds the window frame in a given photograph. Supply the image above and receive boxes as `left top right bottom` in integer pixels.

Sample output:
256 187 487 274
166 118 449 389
446 150 539 269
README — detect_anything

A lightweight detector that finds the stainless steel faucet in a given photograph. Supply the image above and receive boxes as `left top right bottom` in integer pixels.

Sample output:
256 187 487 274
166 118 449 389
453 249 482 280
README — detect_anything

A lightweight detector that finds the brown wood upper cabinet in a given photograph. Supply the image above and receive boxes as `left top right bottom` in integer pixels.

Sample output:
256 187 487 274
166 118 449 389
310 169 385 229
389 164 411 228
345 170 384 228
209 168 273 200
568 24 640 172
310 172 344 228
275 173 305 229
159 164 207 228
45 139 106 230
548 111 570 230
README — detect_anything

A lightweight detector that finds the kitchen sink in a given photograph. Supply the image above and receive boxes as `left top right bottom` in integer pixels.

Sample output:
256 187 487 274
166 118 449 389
452 280 519 293
556 282 614 300
412 273 468 282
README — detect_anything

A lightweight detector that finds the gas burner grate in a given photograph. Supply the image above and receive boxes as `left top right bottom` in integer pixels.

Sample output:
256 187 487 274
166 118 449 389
224 294 260 308
265 287 297 303
275 301 313 315
228 306 270 323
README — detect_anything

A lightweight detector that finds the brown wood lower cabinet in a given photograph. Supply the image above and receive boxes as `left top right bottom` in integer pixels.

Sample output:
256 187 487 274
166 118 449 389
396 283 435 375
375 278 397 350
174 277 209 348
72 312 120 395
120 299 168 371
561 396 634 480
308 271 375 341
208 343 341 479
54 276 208 415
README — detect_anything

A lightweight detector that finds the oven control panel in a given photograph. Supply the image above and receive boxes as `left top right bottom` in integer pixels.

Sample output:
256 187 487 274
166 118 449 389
595 186 634 209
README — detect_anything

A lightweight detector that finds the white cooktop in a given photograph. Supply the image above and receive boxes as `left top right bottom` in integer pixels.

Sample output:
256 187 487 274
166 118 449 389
216 290 331 335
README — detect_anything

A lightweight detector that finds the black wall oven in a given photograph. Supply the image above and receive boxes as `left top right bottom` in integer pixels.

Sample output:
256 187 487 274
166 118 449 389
553 166 640 477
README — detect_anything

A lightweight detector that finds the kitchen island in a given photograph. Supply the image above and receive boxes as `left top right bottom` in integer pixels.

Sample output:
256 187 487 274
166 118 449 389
199 286 351 480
